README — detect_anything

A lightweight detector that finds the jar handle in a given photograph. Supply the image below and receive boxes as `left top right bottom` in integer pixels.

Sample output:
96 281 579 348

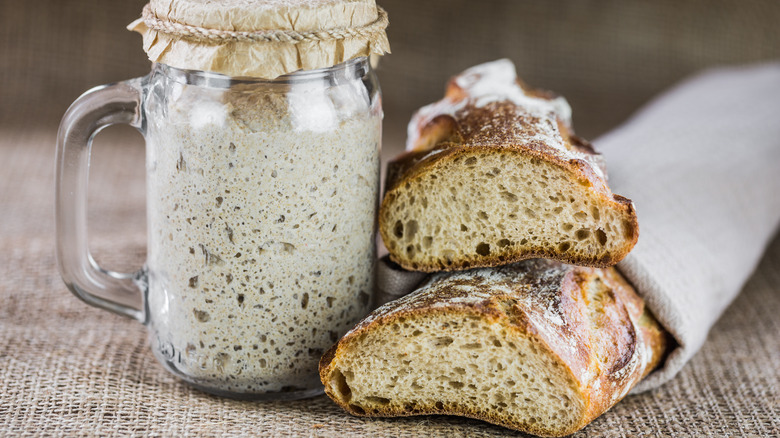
55 79 147 322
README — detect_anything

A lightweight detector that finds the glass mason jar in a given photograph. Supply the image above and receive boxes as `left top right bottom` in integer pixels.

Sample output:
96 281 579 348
55 57 381 400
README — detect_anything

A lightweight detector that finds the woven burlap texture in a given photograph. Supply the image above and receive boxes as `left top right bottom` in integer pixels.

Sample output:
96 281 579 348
2 0 779 435
1 128 779 436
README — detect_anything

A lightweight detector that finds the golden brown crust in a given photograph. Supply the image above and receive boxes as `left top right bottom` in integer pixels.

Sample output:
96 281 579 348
380 65 639 272
319 261 667 436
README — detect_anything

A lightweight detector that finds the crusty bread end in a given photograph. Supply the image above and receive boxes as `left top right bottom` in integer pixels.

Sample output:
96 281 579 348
320 260 667 437
380 59 639 272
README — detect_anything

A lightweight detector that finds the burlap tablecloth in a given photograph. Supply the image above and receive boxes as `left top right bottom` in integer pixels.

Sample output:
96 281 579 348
2 0 779 435
1 125 778 436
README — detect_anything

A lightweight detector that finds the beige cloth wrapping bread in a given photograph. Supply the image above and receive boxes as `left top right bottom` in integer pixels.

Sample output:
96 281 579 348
377 62 780 392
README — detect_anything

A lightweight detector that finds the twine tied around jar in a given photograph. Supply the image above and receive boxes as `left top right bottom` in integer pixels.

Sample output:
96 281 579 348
140 3 389 44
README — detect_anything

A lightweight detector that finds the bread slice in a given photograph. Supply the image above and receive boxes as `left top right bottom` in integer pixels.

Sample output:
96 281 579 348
319 260 667 437
379 59 638 272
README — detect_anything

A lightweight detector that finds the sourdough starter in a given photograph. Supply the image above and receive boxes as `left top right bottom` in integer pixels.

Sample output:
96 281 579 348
145 78 380 393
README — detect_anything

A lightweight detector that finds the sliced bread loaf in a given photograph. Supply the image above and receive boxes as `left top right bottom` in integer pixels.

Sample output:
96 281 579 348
380 59 638 272
319 260 667 437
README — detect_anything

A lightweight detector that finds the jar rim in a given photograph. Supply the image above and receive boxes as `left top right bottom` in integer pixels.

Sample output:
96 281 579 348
154 57 369 87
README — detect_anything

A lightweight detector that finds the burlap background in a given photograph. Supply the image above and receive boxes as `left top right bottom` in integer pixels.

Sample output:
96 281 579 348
1 0 778 435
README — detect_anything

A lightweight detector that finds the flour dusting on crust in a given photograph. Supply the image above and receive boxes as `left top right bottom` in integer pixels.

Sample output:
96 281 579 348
405 59 606 180
345 260 575 350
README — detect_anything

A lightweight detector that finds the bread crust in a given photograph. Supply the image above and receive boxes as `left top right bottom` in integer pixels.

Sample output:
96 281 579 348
380 61 639 272
320 260 667 436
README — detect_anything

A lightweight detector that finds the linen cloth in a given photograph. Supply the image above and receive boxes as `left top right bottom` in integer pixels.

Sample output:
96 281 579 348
377 62 780 392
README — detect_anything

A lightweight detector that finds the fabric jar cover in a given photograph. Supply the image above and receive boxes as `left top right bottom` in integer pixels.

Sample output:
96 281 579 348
128 0 390 79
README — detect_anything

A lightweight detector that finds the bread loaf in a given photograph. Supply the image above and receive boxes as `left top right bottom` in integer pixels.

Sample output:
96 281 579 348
319 260 667 437
379 59 639 272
